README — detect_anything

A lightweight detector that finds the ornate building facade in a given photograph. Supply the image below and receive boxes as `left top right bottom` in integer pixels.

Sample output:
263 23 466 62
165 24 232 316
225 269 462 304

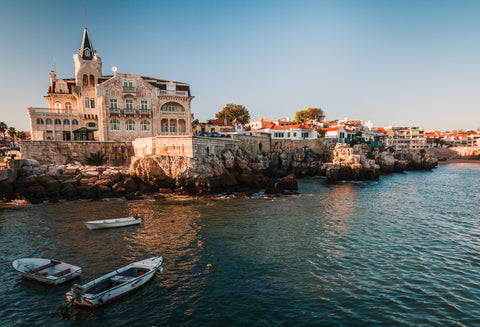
27 28 193 141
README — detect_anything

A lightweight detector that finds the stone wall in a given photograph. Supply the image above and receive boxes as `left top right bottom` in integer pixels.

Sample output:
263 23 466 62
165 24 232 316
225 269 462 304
272 138 326 154
231 134 271 155
20 141 134 166
133 136 241 159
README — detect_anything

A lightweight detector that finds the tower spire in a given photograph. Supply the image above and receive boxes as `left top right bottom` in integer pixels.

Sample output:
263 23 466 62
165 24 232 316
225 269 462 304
79 28 94 60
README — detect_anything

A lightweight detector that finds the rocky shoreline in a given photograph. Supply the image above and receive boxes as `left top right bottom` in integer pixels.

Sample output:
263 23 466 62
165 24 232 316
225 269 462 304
0 143 440 203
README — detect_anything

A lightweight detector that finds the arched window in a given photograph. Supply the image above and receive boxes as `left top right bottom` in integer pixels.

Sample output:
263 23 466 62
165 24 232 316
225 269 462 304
72 119 79 125
65 102 72 109
140 120 151 131
110 119 120 131
46 118 52 125
55 119 62 125
85 98 90 109
161 102 184 112
125 119 135 131
90 98 95 108
54 102 61 109
63 119 70 125
36 118 44 125
83 74 88 86
89 75 95 86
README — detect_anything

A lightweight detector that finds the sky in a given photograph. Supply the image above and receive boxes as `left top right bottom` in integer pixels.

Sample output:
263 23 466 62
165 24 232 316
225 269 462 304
1 0 479 132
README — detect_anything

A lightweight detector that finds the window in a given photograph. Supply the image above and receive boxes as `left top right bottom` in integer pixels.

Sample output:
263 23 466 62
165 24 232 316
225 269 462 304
46 119 52 125
83 74 88 86
339 132 345 138
37 118 44 125
124 81 133 87
302 132 309 138
85 49 91 57
65 102 72 109
63 119 70 125
72 119 79 125
170 123 176 133
126 100 133 109
54 102 61 109
293 132 297 137
140 120 150 131
90 98 95 108
89 75 95 86
274 132 284 138
161 103 184 112
55 119 62 125
87 122 97 128
110 99 118 109
125 119 135 131
141 101 148 109
85 98 90 109
110 119 120 131
167 85 175 91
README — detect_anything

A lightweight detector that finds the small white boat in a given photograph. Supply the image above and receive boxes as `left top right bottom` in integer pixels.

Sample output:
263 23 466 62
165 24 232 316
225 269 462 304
65 256 163 309
12 258 82 285
84 216 143 230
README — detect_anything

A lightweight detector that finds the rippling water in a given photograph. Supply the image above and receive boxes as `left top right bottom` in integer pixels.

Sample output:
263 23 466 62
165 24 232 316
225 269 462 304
1 163 480 326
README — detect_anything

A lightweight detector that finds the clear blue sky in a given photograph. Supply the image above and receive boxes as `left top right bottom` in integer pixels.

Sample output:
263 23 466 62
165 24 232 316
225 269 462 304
1 0 479 132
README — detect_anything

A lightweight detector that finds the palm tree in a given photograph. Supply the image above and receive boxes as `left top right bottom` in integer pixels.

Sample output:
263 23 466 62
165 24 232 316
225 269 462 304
8 126 16 146
0 122 7 146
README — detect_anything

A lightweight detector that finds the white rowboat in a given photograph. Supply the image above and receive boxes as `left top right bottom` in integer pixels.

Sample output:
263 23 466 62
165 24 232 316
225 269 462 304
84 216 143 230
12 258 82 285
65 256 163 308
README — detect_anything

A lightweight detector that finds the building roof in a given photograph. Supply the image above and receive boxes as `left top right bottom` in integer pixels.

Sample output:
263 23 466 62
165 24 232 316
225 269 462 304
257 124 314 131
79 28 94 60
206 119 233 126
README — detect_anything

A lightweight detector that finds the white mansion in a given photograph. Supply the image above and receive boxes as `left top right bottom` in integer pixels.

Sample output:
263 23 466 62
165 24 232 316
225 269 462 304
27 28 193 141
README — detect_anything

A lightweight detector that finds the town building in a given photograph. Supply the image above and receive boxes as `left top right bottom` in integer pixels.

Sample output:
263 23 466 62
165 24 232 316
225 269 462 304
245 117 295 130
254 124 318 140
387 126 425 151
27 28 194 141
193 119 235 136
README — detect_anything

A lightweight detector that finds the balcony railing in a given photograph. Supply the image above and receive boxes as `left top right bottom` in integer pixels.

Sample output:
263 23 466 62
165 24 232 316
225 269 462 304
160 111 186 116
27 107 74 115
109 108 121 115
138 109 152 116
122 86 136 93
124 108 136 115
159 90 188 97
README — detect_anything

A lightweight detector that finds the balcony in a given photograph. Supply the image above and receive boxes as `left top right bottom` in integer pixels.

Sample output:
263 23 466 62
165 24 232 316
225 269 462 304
109 108 121 115
27 107 74 115
122 86 136 94
138 109 152 117
159 90 188 97
124 108 136 115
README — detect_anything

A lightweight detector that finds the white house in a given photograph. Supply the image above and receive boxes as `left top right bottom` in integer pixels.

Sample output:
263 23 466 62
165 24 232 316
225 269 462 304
323 126 356 143
255 124 318 140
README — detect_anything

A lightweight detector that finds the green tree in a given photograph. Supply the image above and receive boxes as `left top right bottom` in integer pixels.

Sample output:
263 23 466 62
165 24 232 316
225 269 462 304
295 107 325 124
0 122 7 145
16 131 27 140
215 103 250 124
8 126 16 146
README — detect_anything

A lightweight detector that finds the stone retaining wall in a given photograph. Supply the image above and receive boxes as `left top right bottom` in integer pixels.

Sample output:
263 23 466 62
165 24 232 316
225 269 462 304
272 139 326 154
20 141 134 166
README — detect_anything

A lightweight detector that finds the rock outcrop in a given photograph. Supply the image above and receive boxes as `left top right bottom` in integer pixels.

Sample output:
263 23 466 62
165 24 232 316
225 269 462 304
1 141 442 203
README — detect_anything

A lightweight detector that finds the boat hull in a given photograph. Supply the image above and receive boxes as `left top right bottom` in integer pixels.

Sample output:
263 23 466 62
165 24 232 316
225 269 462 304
66 256 163 308
12 258 82 285
84 217 143 230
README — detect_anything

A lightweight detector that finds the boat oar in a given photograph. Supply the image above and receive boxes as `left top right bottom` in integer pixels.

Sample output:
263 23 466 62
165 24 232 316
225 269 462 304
60 284 84 319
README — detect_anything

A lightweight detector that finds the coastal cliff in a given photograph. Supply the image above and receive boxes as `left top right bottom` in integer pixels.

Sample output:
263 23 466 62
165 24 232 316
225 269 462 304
1 143 439 203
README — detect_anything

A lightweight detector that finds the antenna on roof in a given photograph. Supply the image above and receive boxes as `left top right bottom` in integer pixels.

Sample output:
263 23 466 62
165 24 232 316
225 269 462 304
84 0 87 28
